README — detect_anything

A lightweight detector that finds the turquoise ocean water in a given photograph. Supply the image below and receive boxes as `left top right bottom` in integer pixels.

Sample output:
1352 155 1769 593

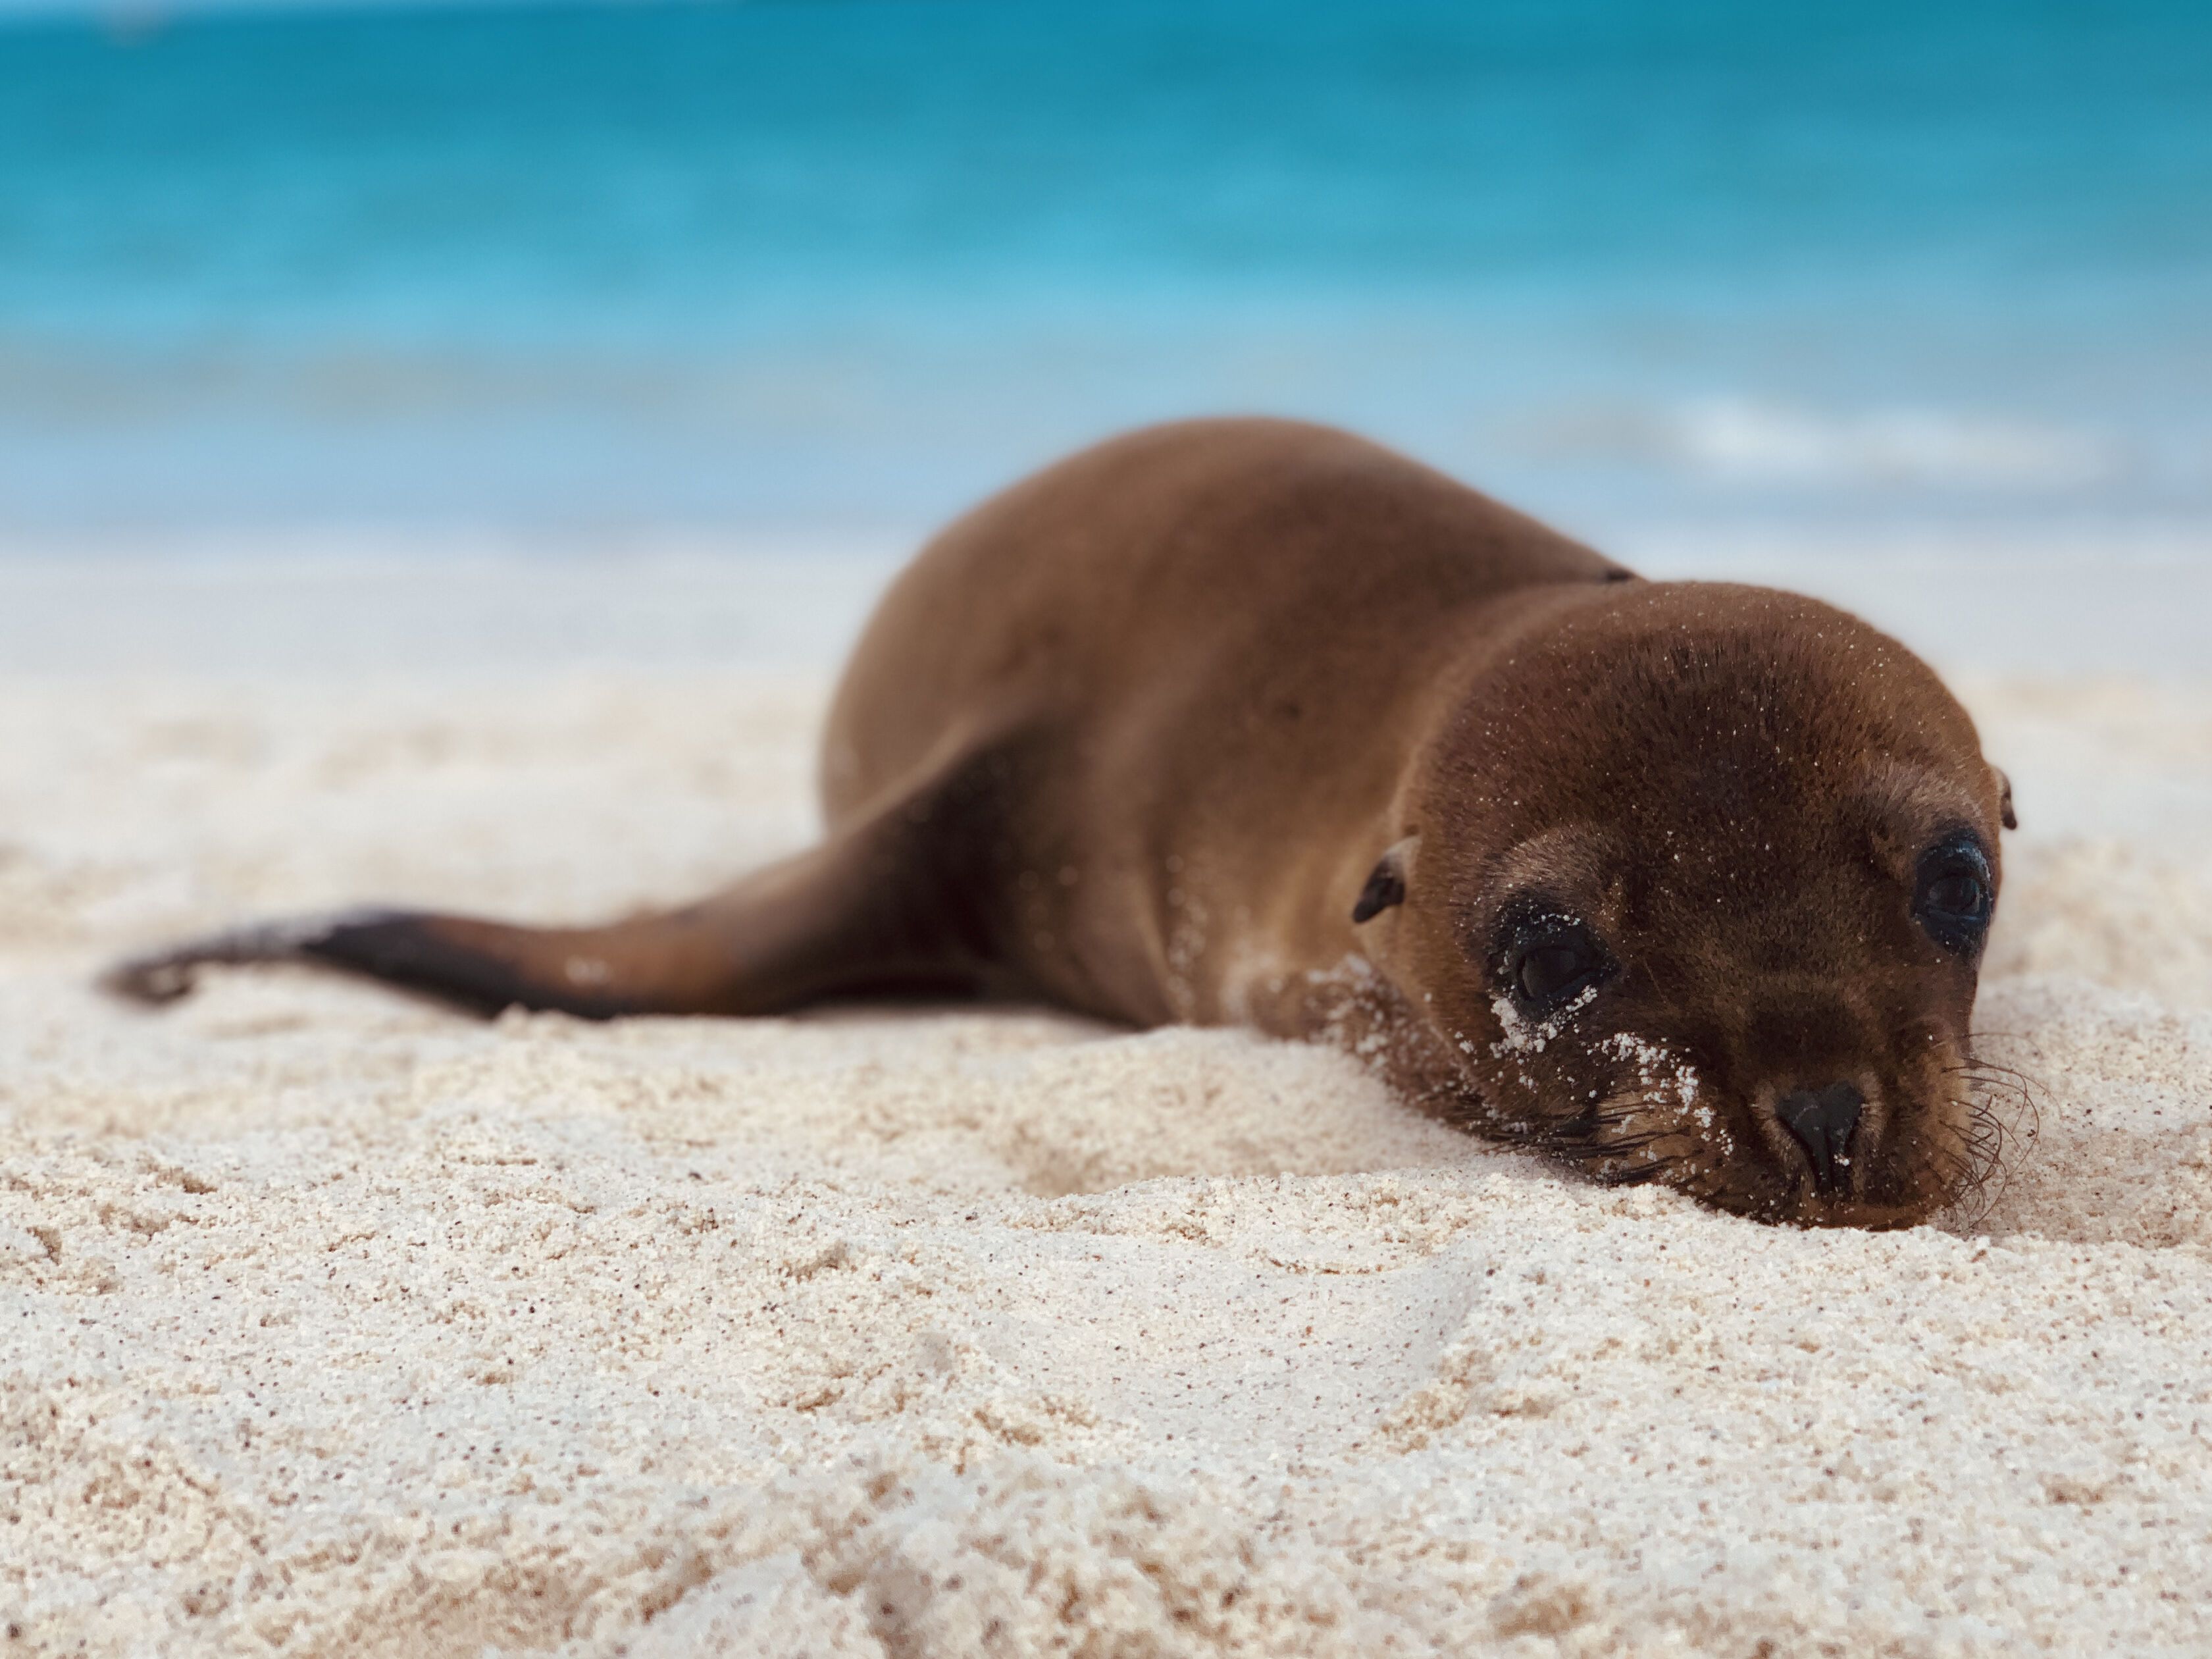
0 0 2207 539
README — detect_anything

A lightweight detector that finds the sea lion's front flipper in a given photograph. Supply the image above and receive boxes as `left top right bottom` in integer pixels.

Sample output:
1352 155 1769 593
100 760 1006 1018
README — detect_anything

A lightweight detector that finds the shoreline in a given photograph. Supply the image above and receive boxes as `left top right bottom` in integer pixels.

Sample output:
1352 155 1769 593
1 525 2208 681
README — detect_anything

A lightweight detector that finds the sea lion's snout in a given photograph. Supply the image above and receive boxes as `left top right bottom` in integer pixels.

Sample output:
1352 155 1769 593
1772 1080 1866 1196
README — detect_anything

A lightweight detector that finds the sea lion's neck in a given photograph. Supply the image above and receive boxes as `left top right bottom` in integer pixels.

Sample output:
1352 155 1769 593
1191 577 1635 1038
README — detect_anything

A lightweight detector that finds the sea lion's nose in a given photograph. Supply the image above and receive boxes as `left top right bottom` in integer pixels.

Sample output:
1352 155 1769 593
1775 1082 1863 1194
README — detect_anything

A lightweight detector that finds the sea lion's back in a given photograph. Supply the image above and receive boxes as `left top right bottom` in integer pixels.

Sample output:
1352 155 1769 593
819 418 1618 823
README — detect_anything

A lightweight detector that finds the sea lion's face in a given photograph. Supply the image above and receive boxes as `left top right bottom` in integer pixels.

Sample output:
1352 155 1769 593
1391 586 2009 1227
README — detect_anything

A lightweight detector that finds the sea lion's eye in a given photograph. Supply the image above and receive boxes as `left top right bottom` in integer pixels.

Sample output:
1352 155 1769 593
1913 835 1994 955
1924 871 1985 915
1518 943 1592 1003
1498 910 1610 1014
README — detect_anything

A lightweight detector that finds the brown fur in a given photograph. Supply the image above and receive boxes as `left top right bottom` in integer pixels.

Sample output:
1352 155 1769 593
105 419 2011 1226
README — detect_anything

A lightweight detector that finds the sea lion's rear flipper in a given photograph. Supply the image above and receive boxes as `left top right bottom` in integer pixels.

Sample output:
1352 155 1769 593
100 761 1006 1018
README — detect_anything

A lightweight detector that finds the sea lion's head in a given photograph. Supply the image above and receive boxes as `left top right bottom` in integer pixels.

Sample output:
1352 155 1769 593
1362 582 2012 1227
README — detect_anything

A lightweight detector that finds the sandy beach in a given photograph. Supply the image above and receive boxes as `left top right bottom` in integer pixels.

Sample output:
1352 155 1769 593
3 550 2210 1656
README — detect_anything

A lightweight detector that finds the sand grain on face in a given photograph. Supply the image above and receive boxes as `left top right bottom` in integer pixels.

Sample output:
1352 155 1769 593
3 666 2211 1657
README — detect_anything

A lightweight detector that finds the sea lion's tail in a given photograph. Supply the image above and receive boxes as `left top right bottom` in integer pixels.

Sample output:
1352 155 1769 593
100 828 992 1020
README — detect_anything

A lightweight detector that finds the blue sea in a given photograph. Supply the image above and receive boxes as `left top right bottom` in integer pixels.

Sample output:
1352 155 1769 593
0 0 2207 540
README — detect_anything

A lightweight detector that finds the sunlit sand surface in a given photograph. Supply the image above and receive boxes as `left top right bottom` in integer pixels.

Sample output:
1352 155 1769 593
2 552 2208 1654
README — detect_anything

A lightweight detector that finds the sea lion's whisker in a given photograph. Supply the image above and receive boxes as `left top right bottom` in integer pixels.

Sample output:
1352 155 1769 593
1931 1058 2045 1230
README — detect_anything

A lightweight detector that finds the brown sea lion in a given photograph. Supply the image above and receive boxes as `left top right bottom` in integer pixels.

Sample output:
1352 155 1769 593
105 418 2017 1226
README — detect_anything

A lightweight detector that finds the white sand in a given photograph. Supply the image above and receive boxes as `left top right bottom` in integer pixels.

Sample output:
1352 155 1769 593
3 557 2211 1655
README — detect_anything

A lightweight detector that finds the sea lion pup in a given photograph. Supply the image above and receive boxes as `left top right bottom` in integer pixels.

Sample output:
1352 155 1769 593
106 418 2017 1226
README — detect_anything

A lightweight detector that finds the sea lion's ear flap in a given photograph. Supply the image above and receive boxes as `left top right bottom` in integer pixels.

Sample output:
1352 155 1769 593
1352 836 1420 924
1996 769 2017 831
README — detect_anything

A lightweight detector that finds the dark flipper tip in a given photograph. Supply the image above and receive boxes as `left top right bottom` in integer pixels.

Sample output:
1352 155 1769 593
95 908 411 1010
99 951 202 1005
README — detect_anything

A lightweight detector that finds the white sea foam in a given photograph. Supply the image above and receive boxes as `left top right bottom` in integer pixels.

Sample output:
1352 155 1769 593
1668 396 2115 488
